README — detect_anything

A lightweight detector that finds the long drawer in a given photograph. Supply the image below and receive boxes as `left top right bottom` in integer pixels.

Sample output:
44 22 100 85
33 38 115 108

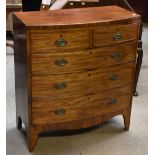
31 61 135 99
32 84 133 125
94 23 139 47
30 29 90 51
31 41 137 75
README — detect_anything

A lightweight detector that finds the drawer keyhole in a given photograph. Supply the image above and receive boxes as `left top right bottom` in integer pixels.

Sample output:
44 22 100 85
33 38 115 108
88 73 91 77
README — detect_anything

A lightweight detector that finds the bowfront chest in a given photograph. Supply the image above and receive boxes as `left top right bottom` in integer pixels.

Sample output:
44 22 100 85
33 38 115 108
13 6 140 152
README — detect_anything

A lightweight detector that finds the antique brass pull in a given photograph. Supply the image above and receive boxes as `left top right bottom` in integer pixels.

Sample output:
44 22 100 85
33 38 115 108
55 59 68 66
55 39 67 47
109 74 119 80
55 83 67 90
54 109 66 115
112 52 121 59
113 33 122 41
108 98 117 105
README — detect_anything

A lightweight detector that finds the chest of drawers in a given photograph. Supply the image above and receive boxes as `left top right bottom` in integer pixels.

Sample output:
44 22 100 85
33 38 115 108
13 6 140 152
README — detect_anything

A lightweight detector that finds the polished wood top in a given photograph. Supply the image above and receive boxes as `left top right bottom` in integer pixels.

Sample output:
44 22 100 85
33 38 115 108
14 5 140 28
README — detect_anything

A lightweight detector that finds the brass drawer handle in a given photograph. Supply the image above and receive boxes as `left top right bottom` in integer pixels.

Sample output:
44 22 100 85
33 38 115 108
55 83 67 90
108 98 117 105
113 33 122 41
55 39 67 47
112 52 121 59
109 74 119 80
54 109 66 115
55 59 68 66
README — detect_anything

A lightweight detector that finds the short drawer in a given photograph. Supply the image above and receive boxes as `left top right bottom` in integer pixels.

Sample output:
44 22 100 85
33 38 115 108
32 84 133 125
31 61 135 99
30 29 90 51
31 41 137 75
94 23 139 47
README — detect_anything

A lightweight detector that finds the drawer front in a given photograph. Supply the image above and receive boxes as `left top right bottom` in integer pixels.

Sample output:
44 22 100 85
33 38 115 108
31 41 137 75
30 29 90 51
31 62 135 99
32 84 133 125
94 23 139 47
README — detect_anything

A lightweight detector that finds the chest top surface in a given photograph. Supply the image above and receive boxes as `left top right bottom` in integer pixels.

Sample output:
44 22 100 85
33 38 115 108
13 5 140 28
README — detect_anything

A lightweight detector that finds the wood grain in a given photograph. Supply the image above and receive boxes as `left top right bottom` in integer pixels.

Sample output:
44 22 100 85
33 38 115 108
31 61 135 98
94 23 139 47
13 6 140 151
30 29 90 51
29 23 139 51
32 84 132 124
13 6 140 28
31 41 137 75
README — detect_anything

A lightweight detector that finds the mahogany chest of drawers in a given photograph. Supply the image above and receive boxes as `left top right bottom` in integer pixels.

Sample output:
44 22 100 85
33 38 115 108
13 6 140 152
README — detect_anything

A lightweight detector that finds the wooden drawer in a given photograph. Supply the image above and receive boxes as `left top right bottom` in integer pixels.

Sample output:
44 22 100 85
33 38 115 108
32 84 132 125
94 23 139 47
31 41 137 75
30 29 90 51
31 61 135 99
